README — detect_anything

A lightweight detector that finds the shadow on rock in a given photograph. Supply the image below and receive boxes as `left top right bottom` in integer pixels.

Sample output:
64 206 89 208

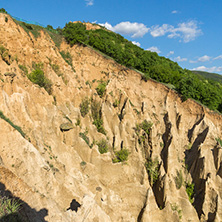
67 199 81 212
0 182 48 222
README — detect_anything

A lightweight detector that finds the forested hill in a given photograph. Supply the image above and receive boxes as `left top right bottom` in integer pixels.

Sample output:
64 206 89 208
62 22 222 113
2 8 222 114
192 70 222 84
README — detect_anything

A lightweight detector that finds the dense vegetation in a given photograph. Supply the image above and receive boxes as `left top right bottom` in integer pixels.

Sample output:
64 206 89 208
62 22 222 113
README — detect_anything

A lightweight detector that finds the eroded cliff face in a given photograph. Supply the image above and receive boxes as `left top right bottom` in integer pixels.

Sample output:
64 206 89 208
0 13 222 222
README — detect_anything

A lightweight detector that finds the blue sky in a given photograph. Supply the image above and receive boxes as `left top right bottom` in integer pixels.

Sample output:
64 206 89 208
2 0 222 74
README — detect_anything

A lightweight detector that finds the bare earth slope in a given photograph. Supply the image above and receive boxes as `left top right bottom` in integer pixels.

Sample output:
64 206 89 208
0 14 222 221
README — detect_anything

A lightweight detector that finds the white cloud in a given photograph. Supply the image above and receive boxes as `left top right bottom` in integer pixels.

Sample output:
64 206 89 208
197 55 211 62
99 21 149 38
150 24 173 37
100 22 113 30
213 55 222 60
172 10 179 14
150 20 202 43
132 41 141 47
177 21 202 42
99 20 202 42
85 0 94 6
189 55 211 63
167 51 174 56
193 66 222 73
146 46 161 54
174 56 187 62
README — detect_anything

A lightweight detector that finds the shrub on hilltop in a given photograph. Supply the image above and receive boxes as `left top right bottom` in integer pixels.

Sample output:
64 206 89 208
0 8 7 14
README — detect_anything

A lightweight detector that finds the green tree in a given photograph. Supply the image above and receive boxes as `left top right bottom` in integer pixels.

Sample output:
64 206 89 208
0 8 7 14
63 22 87 46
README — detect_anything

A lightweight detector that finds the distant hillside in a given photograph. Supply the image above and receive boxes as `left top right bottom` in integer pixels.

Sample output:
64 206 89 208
192 70 222 83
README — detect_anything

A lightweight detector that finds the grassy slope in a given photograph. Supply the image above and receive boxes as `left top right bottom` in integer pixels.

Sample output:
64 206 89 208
192 70 222 83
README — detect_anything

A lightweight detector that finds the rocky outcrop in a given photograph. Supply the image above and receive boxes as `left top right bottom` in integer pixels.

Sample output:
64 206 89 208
0 13 222 221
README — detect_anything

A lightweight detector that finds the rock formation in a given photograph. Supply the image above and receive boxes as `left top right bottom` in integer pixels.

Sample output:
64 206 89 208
0 13 221 221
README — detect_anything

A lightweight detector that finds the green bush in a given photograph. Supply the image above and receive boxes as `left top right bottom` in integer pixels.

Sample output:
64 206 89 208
145 158 159 186
97 139 109 154
27 69 52 94
113 149 129 163
28 69 45 85
0 8 7 14
91 100 106 134
0 196 22 221
80 97 90 117
96 80 107 97
216 137 222 147
134 120 153 145
140 120 153 135
186 182 195 204
93 118 106 135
